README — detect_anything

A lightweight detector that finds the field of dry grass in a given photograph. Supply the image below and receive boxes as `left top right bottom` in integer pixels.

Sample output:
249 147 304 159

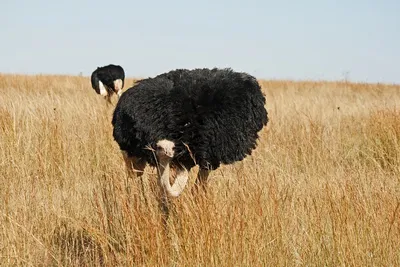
1 73 399 266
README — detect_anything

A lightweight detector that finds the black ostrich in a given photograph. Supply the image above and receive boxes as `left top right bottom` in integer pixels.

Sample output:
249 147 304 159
91 64 125 104
112 67 269 212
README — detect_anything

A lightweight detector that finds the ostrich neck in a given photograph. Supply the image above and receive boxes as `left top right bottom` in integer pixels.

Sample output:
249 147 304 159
158 160 189 198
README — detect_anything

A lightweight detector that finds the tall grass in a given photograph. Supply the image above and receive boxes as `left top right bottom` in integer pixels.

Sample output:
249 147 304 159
1 73 399 266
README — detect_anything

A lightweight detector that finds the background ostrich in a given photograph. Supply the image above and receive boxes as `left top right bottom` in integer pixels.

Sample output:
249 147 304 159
91 64 125 104
111 67 269 212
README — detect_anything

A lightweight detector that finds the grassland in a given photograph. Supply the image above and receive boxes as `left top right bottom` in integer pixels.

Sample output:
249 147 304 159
0 73 399 266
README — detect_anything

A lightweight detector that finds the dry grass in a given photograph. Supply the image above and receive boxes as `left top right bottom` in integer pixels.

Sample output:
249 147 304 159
1 73 400 266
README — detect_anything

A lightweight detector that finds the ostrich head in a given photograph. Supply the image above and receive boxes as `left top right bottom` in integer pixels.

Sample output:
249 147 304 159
156 139 189 198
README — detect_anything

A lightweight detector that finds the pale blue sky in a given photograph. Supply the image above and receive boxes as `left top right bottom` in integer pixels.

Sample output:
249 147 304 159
1 0 399 83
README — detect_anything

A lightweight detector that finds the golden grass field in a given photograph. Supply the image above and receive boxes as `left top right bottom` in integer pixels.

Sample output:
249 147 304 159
0 73 399 266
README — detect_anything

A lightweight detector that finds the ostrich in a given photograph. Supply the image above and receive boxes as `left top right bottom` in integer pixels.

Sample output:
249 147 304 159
111 67 269 213
91 64 125 104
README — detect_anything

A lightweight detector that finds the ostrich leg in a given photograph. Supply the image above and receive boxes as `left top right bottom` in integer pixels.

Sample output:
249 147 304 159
192 168 211 195
122 152 148 205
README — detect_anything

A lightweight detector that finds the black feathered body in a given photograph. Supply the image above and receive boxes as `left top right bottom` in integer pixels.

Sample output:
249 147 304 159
91 64 125 94
112 68 268 171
